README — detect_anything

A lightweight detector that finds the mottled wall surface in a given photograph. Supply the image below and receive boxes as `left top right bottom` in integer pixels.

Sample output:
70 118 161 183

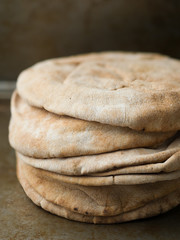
0 0 180 80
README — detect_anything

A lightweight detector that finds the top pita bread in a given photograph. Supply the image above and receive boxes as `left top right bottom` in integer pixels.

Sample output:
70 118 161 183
17 52 180 132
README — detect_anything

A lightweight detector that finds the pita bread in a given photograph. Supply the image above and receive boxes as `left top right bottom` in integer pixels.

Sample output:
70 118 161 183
20 179 180 224
17 152 180 186
17 158 180 223
17 162 180 224
18 134 180 176
9 92 176 158
91 151 180 176
17 165 180 224
17 52 180 132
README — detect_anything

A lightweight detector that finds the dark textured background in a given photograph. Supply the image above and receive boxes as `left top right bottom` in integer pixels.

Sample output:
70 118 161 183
0 0 180 80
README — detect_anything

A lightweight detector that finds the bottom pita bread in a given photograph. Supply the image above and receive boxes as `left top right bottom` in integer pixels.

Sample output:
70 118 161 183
17 157 180 223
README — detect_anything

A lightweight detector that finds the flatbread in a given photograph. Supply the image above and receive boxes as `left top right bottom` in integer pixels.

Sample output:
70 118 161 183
17 52 180 132
17 158 180 223
9 92 176 158
17 152 180 186
91 151 180 176
17 134 180 176
17 164 180 224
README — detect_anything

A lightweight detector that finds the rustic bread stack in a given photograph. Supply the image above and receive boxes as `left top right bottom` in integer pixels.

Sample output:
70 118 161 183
9 52 180 224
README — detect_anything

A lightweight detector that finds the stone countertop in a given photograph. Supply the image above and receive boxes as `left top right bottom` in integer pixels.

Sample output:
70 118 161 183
0 100 180 240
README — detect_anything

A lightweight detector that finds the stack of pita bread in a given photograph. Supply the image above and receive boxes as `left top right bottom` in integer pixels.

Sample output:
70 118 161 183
9 52 180 224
